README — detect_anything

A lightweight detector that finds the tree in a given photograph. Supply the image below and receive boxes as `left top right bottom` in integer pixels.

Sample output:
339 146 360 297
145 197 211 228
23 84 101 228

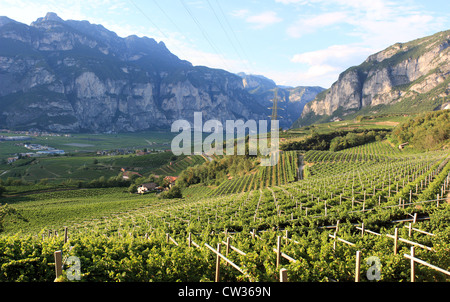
128 184 138 194
161 185 182 199
0 185 5 197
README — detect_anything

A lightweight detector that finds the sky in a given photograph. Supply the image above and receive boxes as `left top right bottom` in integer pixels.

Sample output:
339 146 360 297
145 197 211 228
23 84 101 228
1 0 449 88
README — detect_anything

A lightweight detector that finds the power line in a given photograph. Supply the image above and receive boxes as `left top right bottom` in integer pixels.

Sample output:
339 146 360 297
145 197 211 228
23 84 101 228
214 0 255 74
149 0 214 67
205 0 253 73
127 0 189 61
150 0 186 40
128 0 169 40
179 0 231 71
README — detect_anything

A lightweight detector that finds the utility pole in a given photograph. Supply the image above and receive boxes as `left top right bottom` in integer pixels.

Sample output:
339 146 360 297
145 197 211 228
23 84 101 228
271 88 278 121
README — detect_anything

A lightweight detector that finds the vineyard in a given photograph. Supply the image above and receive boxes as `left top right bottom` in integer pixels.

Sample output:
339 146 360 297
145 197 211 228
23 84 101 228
208 151 299 196
0 140 449 283
152 155 207 176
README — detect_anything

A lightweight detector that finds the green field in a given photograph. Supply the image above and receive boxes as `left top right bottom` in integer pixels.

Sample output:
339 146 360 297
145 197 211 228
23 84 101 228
0 130 191 184
0 130 175 158
0 152 181 183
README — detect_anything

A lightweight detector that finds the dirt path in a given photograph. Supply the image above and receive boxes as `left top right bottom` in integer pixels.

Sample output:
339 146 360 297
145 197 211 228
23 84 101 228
375 121 400 126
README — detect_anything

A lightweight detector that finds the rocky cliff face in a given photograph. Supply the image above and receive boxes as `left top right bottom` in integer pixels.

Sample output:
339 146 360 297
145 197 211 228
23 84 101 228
0 13 268 133
295 30 450 127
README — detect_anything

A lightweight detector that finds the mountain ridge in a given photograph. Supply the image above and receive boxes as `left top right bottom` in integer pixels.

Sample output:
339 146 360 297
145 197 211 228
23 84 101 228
293 29 450 128
0 13 322 133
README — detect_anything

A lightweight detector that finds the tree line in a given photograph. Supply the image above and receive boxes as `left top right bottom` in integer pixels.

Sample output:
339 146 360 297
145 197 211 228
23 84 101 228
281 129 389 152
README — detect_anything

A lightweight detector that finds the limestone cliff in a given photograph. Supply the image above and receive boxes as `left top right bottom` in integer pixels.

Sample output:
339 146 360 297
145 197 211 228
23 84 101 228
0 13 267 133
294 29 450 127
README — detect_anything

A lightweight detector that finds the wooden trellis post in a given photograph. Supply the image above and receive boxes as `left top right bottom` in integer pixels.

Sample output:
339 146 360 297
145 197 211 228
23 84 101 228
276 236 281 269
64 227 68 244
410 246 415 282
225 237 230 266
355 251 361 282
280 268 288 282
215 243 221 282
333 231 337 250
394 228 399 255
54 250 63 280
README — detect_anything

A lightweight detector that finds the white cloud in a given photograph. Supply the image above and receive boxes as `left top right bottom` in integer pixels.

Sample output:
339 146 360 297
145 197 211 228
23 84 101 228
291 44 373 66
288 44 374 87
262 66 340 88
282 0 445 45
247 11 283 29
231 9 250 18
234 10 283 29
287 11 348 38
350 13 444 48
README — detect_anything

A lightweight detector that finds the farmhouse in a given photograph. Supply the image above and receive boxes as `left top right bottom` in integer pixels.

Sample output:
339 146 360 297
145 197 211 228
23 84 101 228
121 168 143 180
7 157 18 164
164 176 178 188
137 182 158 194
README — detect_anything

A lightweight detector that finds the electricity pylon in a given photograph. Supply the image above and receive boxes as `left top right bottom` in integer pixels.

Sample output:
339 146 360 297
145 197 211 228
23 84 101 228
271 88 278 121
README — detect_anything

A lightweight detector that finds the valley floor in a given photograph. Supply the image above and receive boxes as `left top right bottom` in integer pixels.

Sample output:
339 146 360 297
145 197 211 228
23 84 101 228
0 140 449 282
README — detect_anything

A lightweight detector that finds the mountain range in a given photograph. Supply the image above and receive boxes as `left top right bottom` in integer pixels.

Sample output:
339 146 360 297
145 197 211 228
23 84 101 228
293 29 450 128
0 12 323 133
1 13 448 134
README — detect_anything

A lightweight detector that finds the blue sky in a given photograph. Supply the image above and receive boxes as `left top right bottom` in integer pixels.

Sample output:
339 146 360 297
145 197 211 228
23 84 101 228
1 0 449 88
